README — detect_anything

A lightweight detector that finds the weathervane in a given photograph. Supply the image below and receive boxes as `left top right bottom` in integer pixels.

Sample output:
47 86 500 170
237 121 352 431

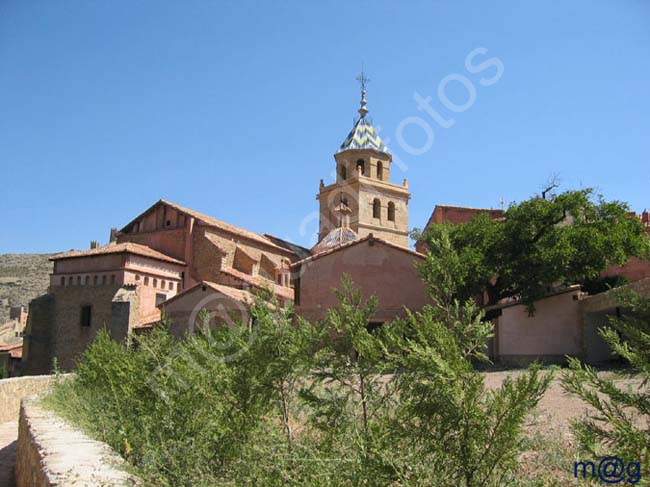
356 67 370 118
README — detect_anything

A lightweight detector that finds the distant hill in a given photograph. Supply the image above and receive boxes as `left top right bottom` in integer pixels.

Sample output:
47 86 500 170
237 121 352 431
0 254 53 324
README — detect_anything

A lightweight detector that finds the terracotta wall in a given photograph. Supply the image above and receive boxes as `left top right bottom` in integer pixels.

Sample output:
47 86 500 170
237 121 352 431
118 227 187 263
161 286 250 338
194 226 290 283
295 240 428 323
602 256 650 283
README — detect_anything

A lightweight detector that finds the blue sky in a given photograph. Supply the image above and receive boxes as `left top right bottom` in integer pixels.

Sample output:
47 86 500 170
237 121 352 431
1 1 649 253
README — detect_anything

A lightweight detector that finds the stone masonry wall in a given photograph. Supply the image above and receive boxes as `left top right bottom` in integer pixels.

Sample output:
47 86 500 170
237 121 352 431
21 295 55 376
15 398 137 487
0 375 56 423
50 285 122 371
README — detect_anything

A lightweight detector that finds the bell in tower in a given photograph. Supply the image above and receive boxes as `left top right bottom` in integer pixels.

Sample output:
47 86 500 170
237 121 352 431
315 72 411 249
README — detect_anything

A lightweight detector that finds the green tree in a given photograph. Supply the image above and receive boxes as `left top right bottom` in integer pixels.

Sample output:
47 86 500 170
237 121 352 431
415 188 649 310
562 290 650 479
388 229 553 486
300 275 395 477
243 291 320 450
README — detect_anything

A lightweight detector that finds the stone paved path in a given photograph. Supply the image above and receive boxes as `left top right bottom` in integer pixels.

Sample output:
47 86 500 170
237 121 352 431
0 422 17 487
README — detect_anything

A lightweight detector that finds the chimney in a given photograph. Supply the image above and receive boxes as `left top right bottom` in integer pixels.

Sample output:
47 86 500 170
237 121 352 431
109 227 119 243
90 240 100 249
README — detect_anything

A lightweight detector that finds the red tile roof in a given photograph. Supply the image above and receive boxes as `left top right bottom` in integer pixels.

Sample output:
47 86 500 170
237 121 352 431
122 200 294 255
50 242 185 265
220 267 294 301
0 342 23 359
263 234 312 260
422 204 505 228
158 281 257 308
292 234 425 267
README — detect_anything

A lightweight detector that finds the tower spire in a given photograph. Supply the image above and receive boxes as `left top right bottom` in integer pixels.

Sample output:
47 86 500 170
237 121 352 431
356 68 370 118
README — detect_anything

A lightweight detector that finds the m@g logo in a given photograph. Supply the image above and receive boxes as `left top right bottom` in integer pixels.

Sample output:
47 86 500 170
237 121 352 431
574 456 641 484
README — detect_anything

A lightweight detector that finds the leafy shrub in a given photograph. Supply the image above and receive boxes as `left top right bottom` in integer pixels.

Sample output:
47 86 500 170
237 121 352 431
562 290 650 480
47 254 551 486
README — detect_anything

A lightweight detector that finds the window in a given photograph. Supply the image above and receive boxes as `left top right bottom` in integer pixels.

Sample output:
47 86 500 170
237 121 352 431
80 305 92 327
77 276 81 286
387 202 396 221
60 276 65 286
377 161 383 180
144 276 149 286
93 275 98 286
102 275 107 285
339 164 347 180
84 276 90 286
110 274 116 284
373 199 381 219
166 220 171 227
168 281 173 290
69 276 74 286
153 278 158 288
161 280 166 289
135 274 141 281
356 159 365 176
155 293 167 306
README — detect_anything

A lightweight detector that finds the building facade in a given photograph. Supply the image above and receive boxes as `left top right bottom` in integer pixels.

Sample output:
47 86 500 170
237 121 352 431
16 79 650 375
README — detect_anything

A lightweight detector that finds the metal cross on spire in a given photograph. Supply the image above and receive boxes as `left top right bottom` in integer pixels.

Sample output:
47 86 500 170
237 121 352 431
356 68 370 92
356 67 370 118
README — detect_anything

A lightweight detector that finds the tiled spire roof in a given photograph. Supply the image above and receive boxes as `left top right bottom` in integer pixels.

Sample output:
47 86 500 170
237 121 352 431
338 117 389 154
337 77 389 154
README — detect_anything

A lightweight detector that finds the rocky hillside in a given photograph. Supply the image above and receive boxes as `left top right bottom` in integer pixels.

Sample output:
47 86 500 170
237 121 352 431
0 254 53 324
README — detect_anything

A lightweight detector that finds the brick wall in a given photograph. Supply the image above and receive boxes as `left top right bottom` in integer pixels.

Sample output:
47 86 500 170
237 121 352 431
602 256 650 283
295 238 428 323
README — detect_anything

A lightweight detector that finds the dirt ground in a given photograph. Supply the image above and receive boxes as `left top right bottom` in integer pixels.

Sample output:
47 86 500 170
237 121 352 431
485 369 641 437
484 369 643 486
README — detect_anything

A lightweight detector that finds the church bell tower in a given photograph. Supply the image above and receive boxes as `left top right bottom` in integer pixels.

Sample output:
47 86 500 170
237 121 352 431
315 73 411 249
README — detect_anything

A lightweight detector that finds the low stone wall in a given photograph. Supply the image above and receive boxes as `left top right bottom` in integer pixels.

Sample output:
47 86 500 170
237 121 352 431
15 398 138 487
0 375 58 424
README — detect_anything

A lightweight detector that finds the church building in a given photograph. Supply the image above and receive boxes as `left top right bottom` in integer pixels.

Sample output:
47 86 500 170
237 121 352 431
16 77 650 376
20 79 429 374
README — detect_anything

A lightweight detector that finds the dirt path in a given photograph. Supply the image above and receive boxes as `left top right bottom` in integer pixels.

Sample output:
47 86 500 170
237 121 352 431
0 422 17 487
